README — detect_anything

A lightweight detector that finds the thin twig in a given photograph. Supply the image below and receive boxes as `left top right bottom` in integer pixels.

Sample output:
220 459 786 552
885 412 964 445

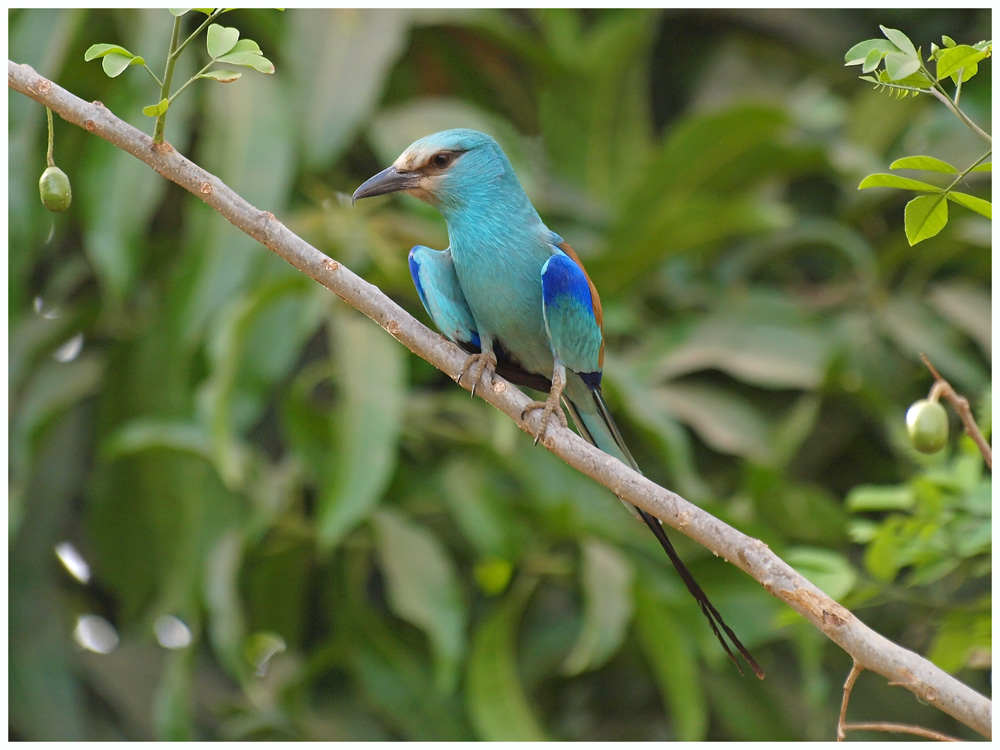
7 60 992 740
837 661 864 741
920 353 992 469
841 722 962 742
926 85 992 145
839 663 962 742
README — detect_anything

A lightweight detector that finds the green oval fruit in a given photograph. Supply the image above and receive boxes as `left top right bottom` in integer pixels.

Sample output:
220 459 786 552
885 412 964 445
39 165 72 212
906 399 949 454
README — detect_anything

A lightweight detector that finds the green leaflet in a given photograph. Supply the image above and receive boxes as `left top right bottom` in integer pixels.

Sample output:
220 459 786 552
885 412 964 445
318 312 406 549
562 537 635 675
372 508 467 693
465 581 547 741
904 194 948 245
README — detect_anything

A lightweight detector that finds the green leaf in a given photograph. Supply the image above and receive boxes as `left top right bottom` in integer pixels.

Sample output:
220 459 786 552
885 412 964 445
950 62 979 84
227 38 262 55
216 50 275 74
653 381 773 462
971 162 992 173
889 155 958 173
206 24 239 59
880 25 917 57
205 530 248 679
102 419 211 461
634 586 707 741
862 48 884 73
654 312 832 390
101 52 145 78
936 44 989 81
844 39 896 66
946 191 992 220
200 69 242 83
927 609 991 673
141 97 170 117
317 312 405 550
785 547 857 601
465 583 547 741
846 484 915 511
858 173 941 192
941 35 957 48
562 538 635 675
904 194 948 245
372 509 468 693
883 51 920 81
874 69 933 89
168 8 191 16
84 43 136 61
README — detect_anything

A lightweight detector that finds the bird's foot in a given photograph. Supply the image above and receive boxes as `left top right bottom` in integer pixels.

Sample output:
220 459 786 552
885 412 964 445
521 390 568 445
458 351 497 398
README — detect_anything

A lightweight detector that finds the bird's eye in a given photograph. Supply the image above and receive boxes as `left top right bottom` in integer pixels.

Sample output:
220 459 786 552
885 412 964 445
431 152 452 169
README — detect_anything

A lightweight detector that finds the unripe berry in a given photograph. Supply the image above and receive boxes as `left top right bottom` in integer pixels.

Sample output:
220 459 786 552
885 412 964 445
39 165 72 212
906 399 948 454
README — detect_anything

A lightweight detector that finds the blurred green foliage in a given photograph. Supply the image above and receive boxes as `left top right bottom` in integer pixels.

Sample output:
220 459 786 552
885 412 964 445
8 8 991 741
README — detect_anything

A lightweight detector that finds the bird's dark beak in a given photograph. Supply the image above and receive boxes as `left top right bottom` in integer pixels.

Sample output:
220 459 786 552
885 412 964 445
352 165 422 205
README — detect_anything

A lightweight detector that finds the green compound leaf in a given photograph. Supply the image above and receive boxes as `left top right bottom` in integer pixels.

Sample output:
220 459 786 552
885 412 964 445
880 25 917 57
862 48 884 73
971 162 992 173
883 51 920 81
84 43 136 61
206 23 240 59
466 583 547 741
101 52 145 78
858 173 942 192
562 538 635 676
846 484 915 512
904 194 948 245
227 38 262 55
947 191 992 220
889 155 958 173
141 98 170 117
200 69 242 83
373 509 467 693
844 38 896 66
936 44 989 81
217 50 275 74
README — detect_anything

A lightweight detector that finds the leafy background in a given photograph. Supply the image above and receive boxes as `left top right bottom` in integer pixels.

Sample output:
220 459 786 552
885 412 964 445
8 8 991 741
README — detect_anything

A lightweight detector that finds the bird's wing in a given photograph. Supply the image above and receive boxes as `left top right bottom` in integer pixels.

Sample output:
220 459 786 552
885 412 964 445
540 243 605 383
409 245 480 350
409 245 552 391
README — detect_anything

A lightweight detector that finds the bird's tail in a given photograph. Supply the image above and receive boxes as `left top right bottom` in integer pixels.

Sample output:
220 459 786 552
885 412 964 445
564 387 764 679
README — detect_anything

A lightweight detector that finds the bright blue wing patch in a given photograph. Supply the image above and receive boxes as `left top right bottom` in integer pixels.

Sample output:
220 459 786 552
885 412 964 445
541 252 602 385
408 246 480 349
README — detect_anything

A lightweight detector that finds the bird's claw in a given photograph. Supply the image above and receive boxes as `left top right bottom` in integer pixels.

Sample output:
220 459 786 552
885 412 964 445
458 351 497 398
522 393 568 445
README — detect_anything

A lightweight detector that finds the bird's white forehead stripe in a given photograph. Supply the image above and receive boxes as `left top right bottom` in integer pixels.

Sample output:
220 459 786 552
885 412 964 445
394 144 438 171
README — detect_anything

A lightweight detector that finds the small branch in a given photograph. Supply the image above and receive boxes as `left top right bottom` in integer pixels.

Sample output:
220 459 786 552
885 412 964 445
152 14 183 144
8 60 992 740
841 722 962 742
928 85 992 144
839 662 962 742
921 353 992 469
837 661 863 741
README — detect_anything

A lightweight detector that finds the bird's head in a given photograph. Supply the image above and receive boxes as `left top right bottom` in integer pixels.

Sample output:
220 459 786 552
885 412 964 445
352 129 515 212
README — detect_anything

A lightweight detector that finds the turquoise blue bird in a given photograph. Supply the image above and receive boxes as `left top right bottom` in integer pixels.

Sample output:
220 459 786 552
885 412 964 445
354 129 762 678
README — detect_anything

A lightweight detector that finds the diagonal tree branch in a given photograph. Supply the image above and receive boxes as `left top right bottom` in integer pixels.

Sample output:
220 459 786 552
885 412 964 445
8 59 991 740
